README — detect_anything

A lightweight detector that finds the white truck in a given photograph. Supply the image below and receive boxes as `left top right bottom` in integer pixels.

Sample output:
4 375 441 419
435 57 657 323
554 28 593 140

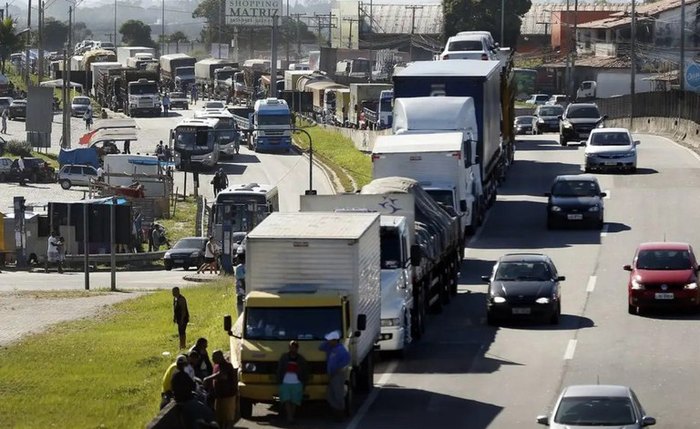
116 46 155 67
348 83 393 128
126 53 158 70
392 96 482 234
300 194 415 354
576 71 655 100
102 154 167 197
372 132 473 240
223 211 381 418
90 61 122 96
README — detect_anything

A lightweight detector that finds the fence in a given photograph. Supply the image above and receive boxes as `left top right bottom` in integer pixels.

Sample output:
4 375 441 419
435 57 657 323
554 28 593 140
596 90 700 122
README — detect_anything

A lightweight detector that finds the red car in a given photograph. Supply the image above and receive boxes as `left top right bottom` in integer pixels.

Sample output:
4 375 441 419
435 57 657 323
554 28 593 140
625 242 700 315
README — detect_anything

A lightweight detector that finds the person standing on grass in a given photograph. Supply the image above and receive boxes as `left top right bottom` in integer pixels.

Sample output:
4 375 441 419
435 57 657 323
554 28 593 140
277 340 309 424
172 287 190 349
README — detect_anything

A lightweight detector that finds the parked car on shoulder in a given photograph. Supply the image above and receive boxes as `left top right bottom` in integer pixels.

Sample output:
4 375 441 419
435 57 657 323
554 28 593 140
525 94 549 105
57 164 98 189
533 104 564 134
545 174 606 229
584 128 639 173
71 96 92 117
0 157 12 180
169 92 189 110
559 103 606 146
514 116 535 135
537 384 656 428
482 253 564 325
624 242 699 315
9 157 56 183
9 99 27 120
163 236 208 271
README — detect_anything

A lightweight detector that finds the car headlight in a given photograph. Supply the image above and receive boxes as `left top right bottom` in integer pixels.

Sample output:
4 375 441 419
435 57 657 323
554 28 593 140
684 282 698 290
588 206 600 212
563 122 572 128
538 118 545 123
631 279 645 290
164 252 171 259
190 251 200 258
381 318 401 327
242 362 257 373
550 206 562 212
492 296 506 304
535 297 550 304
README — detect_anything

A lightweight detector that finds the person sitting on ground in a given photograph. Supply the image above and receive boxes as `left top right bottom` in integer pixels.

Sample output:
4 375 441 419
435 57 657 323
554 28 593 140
161 354 188 409
189 338 213 379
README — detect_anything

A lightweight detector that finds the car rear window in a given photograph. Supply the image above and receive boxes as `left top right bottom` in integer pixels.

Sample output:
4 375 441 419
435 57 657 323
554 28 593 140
448 40 484 51
636 249 692 270
554 397 635 425
538 106 564 116
515 117 533 124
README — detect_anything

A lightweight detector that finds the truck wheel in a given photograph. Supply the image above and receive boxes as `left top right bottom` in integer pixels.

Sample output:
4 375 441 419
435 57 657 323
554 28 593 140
412 298 425 341
356 353 374 393
239 398 253 419
431 276 444 315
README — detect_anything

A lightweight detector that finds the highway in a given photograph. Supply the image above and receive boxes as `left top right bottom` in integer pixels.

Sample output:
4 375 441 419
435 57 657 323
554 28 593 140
238 132 700 428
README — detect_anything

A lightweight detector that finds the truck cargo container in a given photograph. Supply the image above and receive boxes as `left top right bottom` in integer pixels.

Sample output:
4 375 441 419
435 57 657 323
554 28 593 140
159 53 196 91
117 46 155 67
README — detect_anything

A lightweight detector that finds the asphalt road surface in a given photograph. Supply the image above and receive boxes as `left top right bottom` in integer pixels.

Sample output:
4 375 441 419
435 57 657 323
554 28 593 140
237 132 700 429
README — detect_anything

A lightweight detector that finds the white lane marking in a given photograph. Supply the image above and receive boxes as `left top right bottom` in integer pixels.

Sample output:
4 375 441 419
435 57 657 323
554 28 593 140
603 189 611 199
600 224 609 237
586 276 597 293
563 339 577 360
346 359 399 429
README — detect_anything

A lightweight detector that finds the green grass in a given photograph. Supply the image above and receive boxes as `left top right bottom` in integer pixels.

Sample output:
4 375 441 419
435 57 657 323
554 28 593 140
294 119 372 191
0 280 236 428
4 151 59 169
157 197 198 245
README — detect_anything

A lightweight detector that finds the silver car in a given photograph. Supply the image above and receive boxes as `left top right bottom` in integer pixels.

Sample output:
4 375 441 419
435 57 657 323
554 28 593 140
537 385 656 428
584 128 639 173
58 164 98 189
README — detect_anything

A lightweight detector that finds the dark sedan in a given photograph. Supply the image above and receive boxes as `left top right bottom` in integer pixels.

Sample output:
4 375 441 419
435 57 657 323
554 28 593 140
9 99 27 120
559 103 607 146
546 174 606 229
163 237 208 270
533 104 564 134
514 116 535 135
482 253 565 325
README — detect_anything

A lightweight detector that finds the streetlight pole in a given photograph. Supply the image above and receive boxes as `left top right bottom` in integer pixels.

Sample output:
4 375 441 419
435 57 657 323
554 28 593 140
294 128 315 195
114 0 117 47
500 0 505 45
630 0 636 127
25 0 31 88
680 0 686 93
161 0 165 54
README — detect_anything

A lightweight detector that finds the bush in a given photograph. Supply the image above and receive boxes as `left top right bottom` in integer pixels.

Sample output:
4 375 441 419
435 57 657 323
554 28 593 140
6 140 32 157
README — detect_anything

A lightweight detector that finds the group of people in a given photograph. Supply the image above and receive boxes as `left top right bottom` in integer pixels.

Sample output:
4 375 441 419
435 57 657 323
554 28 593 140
155 141 173 162
160 337 238 428
196 236 222 275
210 169 229 195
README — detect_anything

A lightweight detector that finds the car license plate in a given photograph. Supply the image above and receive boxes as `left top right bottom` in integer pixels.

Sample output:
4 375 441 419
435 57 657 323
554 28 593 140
512 307 531 315
605 161 618 166
174 259 184 264
579 133 589 138
567 214 583 220
655 293 674 300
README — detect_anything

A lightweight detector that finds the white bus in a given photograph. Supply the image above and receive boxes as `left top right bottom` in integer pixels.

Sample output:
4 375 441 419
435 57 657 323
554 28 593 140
193 109 241 158
171 118 221 170
210 183 280 272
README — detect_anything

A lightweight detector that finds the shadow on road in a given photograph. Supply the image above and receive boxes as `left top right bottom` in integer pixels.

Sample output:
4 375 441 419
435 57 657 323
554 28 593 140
502 314 596 331
605 222 632 233
515 139 581 152
499 159 584 197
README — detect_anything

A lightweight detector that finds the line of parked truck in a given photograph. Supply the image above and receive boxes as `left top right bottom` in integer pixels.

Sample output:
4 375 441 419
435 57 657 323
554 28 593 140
218 41 518 418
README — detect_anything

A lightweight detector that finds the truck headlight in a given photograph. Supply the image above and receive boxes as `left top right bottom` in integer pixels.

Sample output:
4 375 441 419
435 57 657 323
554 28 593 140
563 122 572 129
538 118 545 123
381 318 401 327
242 362 257 373
550 206 562 212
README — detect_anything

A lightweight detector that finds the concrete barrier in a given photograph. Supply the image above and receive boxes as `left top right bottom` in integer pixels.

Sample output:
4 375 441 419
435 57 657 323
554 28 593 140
606 116 700 150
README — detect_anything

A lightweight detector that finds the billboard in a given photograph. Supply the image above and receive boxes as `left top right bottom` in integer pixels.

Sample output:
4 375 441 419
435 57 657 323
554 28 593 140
685 57 700 93
226 0 282 27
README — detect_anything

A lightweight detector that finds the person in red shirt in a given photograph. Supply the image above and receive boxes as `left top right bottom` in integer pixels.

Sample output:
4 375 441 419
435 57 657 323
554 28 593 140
276 341 309 424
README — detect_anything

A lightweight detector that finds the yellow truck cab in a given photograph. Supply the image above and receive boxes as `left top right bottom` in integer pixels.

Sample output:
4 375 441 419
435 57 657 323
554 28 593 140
223 211 381 419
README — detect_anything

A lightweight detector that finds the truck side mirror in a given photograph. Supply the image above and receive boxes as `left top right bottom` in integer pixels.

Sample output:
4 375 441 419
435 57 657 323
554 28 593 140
357 314 367 331
410 244 422 266
460 200 467 212
223 314 232 335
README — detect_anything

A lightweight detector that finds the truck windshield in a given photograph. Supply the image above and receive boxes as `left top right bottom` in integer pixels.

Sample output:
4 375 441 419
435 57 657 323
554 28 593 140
176 67 195 77
217 71 236 80
245 307 342 340
425 190 456 209
380 228 403 269
257 114 290 126
380 99 392 112
130 83 157 95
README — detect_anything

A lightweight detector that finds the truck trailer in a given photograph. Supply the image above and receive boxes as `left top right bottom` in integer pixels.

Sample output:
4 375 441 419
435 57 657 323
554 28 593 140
159 53 196 91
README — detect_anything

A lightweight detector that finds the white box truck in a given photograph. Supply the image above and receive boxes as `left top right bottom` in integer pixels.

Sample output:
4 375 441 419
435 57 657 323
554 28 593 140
117 46 155 67
223 211 381 418
372 132 473 239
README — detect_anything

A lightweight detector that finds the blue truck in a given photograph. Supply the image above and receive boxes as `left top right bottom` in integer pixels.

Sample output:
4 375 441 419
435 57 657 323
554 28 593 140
229 98 293 153
392 59 515 215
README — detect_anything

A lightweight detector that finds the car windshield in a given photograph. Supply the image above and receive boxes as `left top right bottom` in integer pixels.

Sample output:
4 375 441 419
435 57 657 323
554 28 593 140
636 249 692 270
494 261 552 281
535 95 549 101
567 106 601 118
245 307 342 340
554 396 636 425
231 232 247 244
590 132 631 146
206 102 225 109
171 92 185 98
552 180 600 197
448 40 484 51
173 238 206 249
515 117 533 124
73 98 90 105
539 106 563 116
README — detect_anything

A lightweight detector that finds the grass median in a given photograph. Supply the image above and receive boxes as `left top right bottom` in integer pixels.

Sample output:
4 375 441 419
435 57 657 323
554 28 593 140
0 280 236 428
294 119 372 192
158 197 198 245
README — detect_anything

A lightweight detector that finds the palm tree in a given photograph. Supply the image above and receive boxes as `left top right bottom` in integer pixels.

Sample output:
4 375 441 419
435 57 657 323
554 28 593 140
0 18 23 74
169 31 189 52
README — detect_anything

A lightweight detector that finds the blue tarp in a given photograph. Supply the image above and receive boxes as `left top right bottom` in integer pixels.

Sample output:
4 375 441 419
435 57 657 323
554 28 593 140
82 197 129 205
58 147 100 169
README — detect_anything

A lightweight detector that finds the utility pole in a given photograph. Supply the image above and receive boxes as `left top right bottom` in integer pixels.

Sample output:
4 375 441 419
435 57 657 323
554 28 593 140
286 0 290 66
500 0 505 44
38 0 44 83
328 12 333 47
343 17 359 49
161 0 165 55
291 13 306 59
218 0 223 58
271 15 278 97
25 0 31 88
630 0 636 126
63 5 72 149
680 0 686 93
405 5 423 61
564 0 570 98
114 0 117 47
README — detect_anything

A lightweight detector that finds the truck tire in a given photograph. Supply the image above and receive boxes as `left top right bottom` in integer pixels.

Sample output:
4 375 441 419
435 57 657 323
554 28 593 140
239 398 253 419
411 293 425 341
431 275 444 314
356 353 374 393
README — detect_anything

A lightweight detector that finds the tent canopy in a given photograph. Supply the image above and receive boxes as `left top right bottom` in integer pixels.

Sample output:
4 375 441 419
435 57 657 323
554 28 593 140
40 79 84 90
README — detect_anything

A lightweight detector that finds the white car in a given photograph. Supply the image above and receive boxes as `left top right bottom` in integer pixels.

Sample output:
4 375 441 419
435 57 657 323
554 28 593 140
441 34 496 60
204 101 226 110
584 128 639 173
526 94 550 105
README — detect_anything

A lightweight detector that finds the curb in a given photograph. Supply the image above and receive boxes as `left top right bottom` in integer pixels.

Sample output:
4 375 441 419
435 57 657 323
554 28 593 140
290 138 343 194
182 274 225 283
